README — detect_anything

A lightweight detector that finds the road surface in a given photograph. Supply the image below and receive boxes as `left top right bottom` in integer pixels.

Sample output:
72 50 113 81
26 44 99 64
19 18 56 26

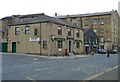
2 53 119 81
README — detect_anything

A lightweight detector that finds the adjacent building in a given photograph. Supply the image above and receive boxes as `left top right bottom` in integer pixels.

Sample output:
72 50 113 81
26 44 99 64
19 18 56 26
0 19 8 52
84 28 98 54
118 14 120 52
7 13 84 56
56 10 119 51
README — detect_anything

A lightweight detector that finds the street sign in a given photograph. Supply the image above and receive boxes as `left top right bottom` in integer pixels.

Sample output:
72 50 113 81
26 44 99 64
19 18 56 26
29 37 40 42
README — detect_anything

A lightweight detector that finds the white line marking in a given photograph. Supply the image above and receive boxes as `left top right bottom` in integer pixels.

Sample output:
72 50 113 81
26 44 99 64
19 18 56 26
33 59 38 61
84 65 119 80
26 76 37 82
34 68 48 71
48 70 56 73
72 67 81 71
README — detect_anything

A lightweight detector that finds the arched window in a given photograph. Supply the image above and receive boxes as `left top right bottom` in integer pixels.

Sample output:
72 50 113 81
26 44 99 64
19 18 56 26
76 30 80 37
58 26 62 35
68 28 71 36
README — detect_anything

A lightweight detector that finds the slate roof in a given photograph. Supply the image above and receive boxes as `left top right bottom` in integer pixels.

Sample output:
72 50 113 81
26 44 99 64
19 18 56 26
56 11 113 18
10 14 77 28
84 28 97 37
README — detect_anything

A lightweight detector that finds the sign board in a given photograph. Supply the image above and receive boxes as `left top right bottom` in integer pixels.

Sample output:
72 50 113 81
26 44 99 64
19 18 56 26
85 44 89 46
29 37 40 42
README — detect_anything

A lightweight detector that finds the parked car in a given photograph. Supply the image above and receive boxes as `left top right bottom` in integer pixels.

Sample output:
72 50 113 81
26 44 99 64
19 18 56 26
110 49 117 54
98 49 106 54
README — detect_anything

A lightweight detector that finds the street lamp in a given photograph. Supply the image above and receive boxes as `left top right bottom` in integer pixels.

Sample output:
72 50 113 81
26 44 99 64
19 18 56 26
51 35 55 42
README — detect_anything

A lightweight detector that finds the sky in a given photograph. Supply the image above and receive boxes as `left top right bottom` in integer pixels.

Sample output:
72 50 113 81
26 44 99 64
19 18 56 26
0 0 120 19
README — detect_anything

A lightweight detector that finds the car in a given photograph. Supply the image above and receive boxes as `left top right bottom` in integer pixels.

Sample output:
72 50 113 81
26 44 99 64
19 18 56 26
110 49 117 54
98 49 106 54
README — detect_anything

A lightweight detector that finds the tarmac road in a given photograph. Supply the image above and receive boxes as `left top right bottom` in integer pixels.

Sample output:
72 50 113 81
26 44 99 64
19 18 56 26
1 53 119 81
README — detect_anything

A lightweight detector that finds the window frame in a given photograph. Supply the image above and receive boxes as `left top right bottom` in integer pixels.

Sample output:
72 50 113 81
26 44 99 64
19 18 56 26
15 27 20 35
100 18 104 25
58 26 62 35
25 26 30 34
76 42 80 48
34 28 38 36
43 41 47 49
100 28 104 34
93 19 98 25
68 28 71 36
57 41 62 48
78 20 82 27
85 37 88 43
76 30 80 37
85 19 90 26
100 36 104 43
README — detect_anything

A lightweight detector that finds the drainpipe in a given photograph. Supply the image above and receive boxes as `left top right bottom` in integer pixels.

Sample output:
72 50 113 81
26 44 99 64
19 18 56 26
48 22 52 56
39 23 42 55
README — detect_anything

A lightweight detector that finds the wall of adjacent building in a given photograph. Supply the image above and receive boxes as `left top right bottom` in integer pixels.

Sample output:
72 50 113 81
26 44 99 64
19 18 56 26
111 11 119 50
8 23 41 54
59 11 119 51
8 22 84 55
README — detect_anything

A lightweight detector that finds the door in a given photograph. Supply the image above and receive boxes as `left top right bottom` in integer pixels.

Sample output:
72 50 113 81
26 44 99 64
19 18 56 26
0 43 8 52
85 46 89 54
68 41 72 53
12 42 16 53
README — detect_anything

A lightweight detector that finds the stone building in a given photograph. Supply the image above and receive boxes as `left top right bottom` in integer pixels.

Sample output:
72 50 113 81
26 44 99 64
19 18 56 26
56 10 119 51
84 28 98 54
8 13 84 56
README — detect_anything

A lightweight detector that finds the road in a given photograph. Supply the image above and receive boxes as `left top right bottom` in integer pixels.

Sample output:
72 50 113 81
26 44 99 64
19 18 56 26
1 53 119 81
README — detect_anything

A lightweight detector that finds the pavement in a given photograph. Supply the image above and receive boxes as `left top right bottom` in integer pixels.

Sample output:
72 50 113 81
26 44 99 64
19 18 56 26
1 52 101 60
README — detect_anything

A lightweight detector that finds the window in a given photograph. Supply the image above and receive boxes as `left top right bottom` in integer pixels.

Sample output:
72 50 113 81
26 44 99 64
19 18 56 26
114 37 115 44
85 19 90 26
76 30 79 37
57 41 62 48
15 27 19 35
76 42 80 48
116 38 118 44
89 38 91 43
68 28 71 36
58 26 62 35
100 18 104 25
34 28 38 35
100 28 104 33
78 20 82 28
25 26 30 34
100 37 104 43
114 28 115 34
70 18 72 23
93 19 98 25
85 37 88 43
43 41 47 49
96 38 98 44
116 29 117 35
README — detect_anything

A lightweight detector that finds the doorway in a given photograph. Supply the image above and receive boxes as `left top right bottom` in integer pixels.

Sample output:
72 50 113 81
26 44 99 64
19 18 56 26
12 42 16 53
68 40 72 53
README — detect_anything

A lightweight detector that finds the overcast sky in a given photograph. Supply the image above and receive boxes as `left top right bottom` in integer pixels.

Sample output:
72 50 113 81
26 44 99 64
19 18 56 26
0 0 119 19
